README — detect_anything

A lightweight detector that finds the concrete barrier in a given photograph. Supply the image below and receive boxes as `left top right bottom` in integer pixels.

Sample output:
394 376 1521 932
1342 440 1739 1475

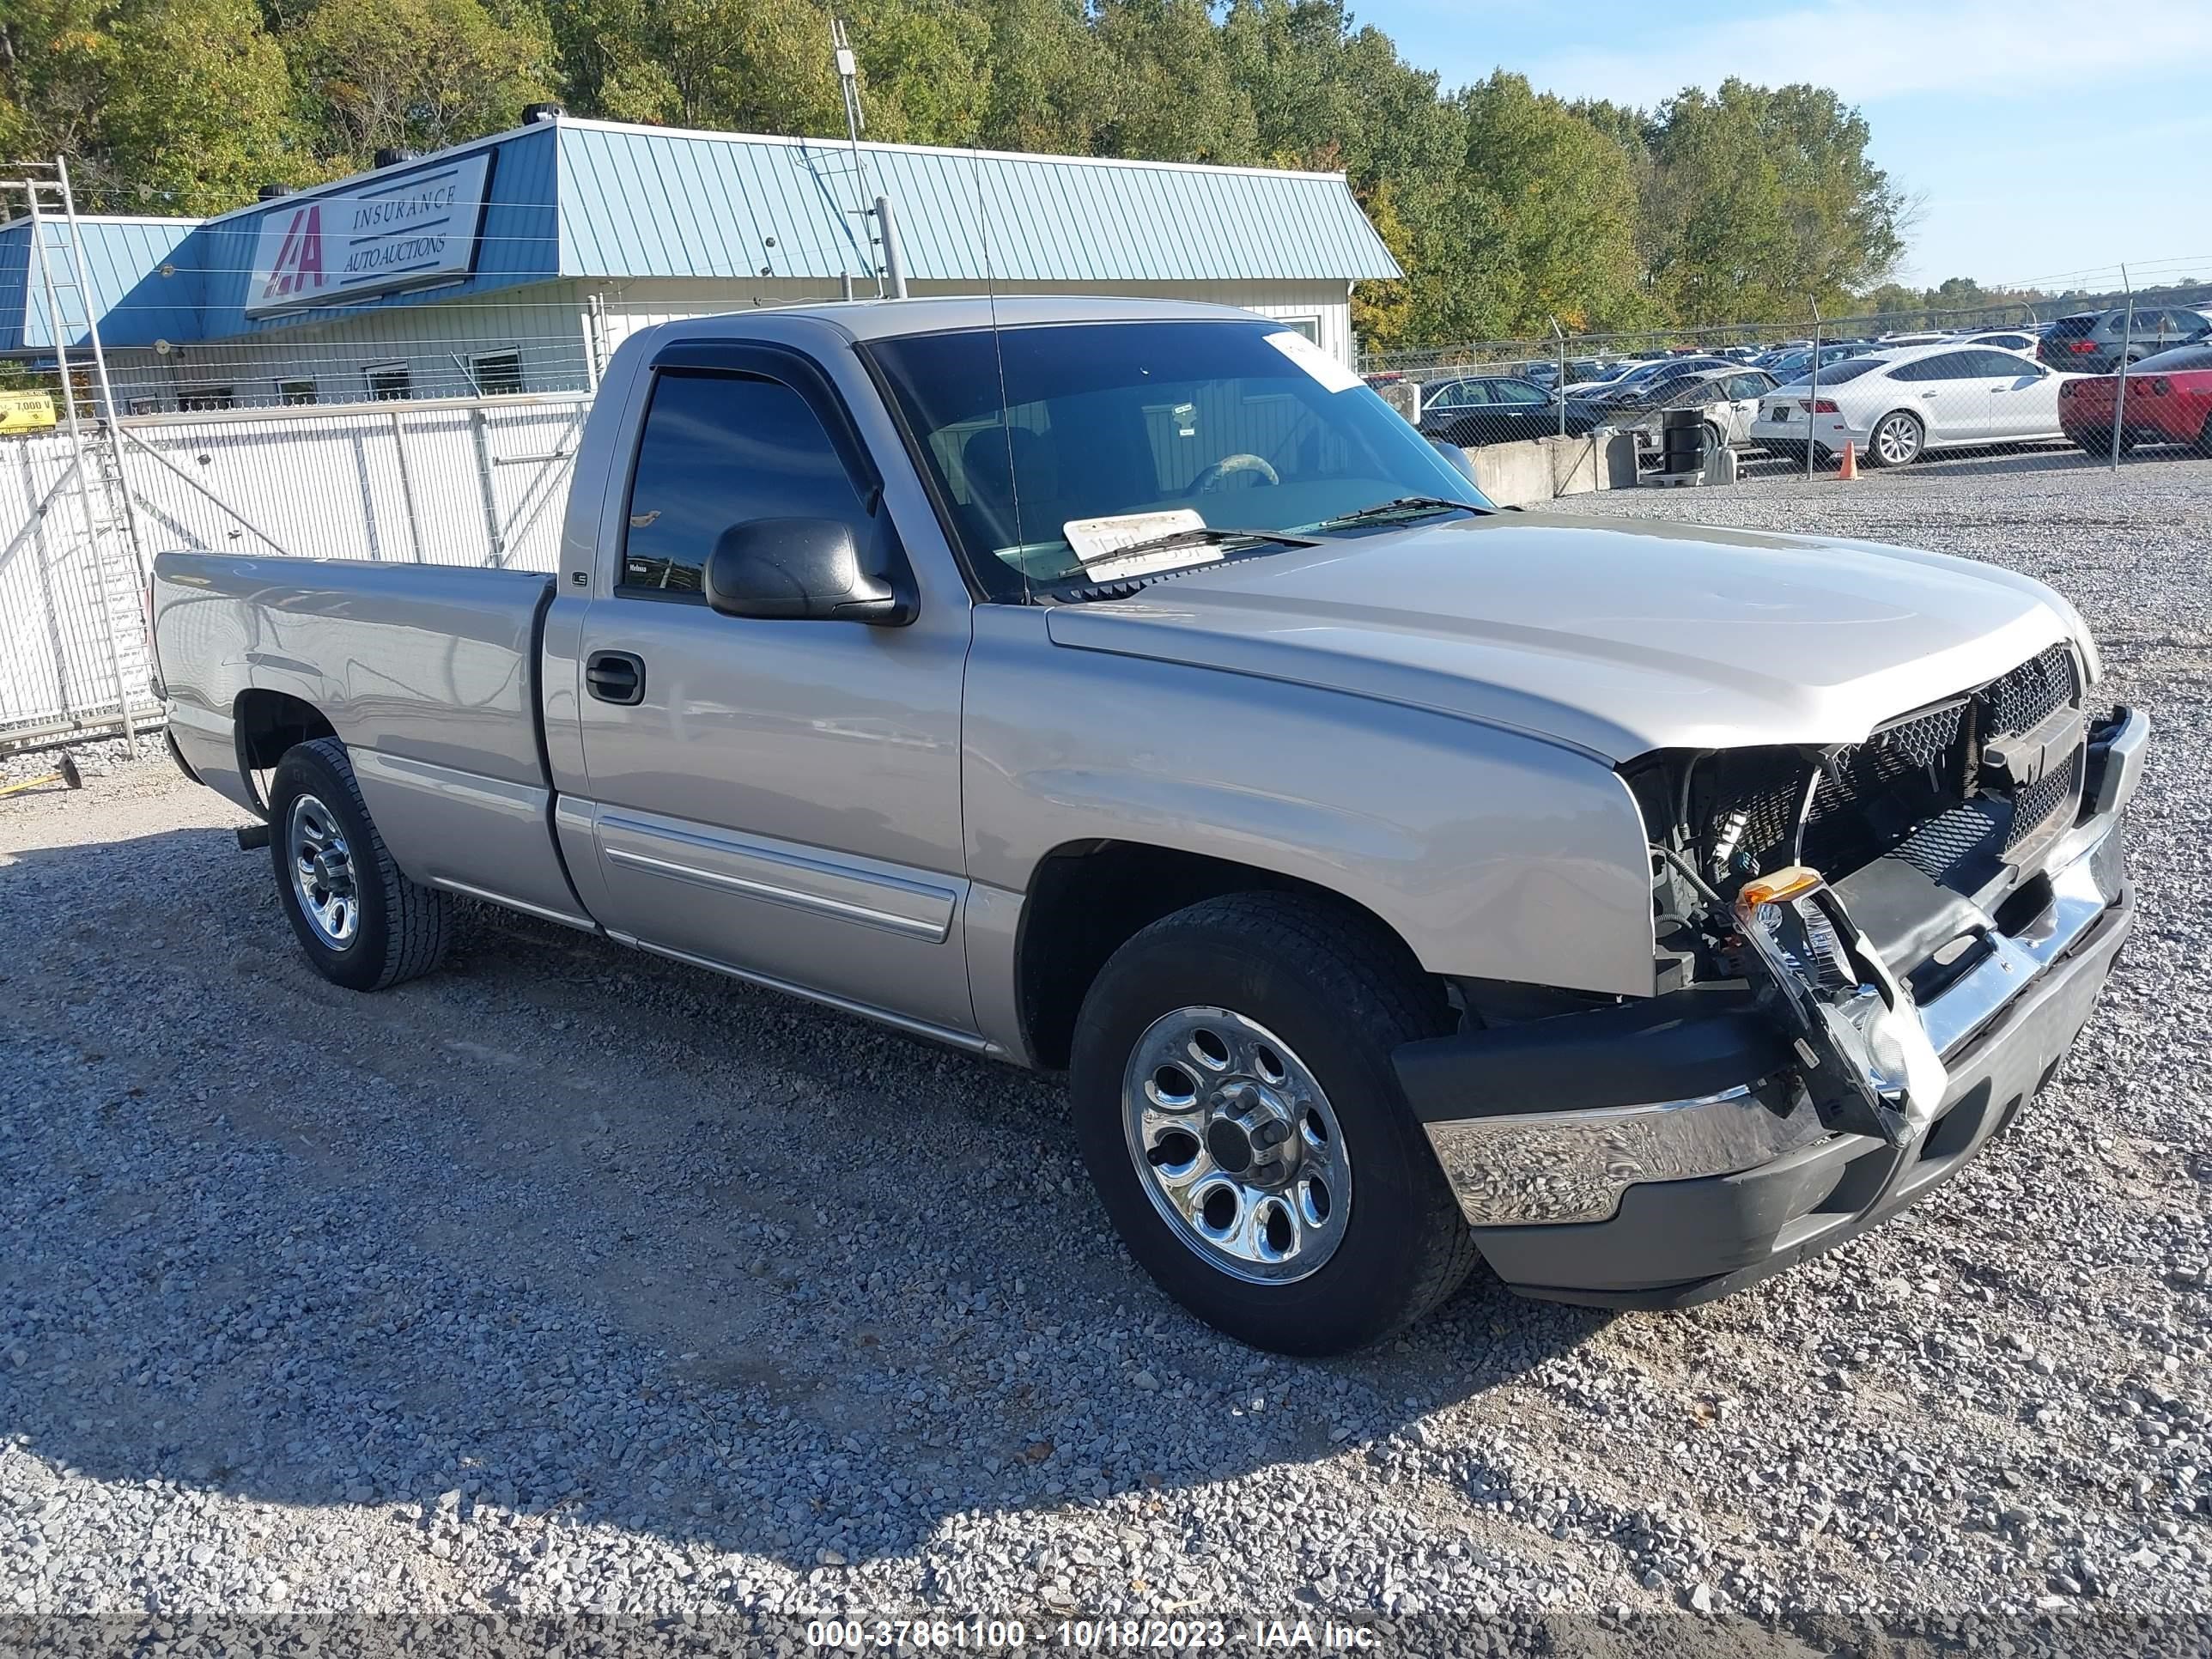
1462 431 1636 507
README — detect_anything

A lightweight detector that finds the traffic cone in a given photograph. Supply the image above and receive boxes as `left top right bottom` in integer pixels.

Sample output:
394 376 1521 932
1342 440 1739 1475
1838 441 1858 481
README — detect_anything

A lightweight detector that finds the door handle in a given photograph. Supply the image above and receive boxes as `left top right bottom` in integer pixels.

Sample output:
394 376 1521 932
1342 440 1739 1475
585 650 646 706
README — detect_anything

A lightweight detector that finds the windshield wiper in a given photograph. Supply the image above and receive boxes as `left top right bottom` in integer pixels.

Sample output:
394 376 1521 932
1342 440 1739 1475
1310 495 1490 530
1040 526 1323 601
1096 525 1325 561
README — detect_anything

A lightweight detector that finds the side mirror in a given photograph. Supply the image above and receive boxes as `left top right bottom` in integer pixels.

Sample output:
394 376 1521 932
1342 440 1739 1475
703 517 913 624
1428 436 1482 487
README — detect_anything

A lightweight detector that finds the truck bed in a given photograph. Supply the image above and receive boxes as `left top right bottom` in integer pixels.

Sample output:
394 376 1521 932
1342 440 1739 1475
151 552 589 928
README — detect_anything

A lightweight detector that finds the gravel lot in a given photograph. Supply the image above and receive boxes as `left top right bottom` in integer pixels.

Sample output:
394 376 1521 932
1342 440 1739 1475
3 451 2209 1656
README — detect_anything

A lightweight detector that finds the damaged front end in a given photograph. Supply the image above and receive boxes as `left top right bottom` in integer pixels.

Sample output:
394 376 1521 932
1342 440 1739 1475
1398 640 2146 1261
1729 865 1946 1146
1626 642 2107 1146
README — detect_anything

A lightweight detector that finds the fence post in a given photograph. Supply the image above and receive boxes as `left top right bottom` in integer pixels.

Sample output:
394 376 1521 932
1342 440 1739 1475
1551 318 1567 441
585 293 606 392
469 407 508 567
1805 298 1823 485
389 409 427 562
2109 265 2133 475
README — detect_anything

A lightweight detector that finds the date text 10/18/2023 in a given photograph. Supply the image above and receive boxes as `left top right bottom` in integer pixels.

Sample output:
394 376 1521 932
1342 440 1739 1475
806 1620 1380 1650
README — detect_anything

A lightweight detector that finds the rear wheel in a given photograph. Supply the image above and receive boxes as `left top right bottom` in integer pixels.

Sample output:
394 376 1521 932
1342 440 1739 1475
267 738 453 991
1868 410 1924 467
1069 892 1478 1354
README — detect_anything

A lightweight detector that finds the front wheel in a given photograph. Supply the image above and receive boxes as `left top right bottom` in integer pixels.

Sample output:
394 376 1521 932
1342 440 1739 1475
1069 892 1479 1354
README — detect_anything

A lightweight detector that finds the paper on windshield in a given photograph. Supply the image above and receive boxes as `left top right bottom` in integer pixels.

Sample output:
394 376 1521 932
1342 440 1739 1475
1263 330 1364 393
1062 508 1222 580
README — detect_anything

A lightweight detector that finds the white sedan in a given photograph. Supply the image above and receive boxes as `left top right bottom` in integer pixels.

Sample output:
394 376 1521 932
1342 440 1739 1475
1749 343 2077 465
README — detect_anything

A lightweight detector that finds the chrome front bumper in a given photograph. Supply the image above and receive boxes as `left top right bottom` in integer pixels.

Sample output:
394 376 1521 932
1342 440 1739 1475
1415 709 2146 1229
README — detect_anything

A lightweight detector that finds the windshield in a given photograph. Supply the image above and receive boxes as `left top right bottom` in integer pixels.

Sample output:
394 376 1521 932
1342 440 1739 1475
867 320 1487 599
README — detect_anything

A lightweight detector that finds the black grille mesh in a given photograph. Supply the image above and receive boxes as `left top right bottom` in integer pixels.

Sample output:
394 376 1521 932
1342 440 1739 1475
1701 644 2084 888
1979 643 2078 738
1893 799 2005 883
2005 744 2087 851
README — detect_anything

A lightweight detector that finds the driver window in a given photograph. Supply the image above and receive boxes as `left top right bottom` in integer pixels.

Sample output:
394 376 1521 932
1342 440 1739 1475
620 370 869 599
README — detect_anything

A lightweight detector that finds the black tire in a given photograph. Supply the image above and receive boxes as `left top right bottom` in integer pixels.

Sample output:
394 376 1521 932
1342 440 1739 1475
266 737 453 992
1069 891 1478 1354
2198 415 2212 459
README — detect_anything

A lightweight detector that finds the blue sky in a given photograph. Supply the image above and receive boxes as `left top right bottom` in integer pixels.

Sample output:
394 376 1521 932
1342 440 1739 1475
1356 0 2212 294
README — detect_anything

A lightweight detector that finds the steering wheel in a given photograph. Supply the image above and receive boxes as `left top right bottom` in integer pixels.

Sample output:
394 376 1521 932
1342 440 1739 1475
1189 453 1279 495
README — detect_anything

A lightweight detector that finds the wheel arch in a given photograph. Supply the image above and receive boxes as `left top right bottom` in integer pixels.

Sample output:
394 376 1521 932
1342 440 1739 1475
1012 839 1431 1072
233 688 337 813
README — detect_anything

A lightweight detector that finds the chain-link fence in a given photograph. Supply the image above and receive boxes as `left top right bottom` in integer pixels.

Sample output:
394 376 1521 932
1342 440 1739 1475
1361 291 2212 504
8 277 2211 752
0 300 618 751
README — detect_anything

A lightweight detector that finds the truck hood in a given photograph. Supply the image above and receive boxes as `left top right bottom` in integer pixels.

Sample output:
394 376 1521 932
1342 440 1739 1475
1042 512 2093 762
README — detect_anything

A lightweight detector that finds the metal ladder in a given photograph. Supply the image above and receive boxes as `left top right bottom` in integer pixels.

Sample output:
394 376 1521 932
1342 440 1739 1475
4 157 149 744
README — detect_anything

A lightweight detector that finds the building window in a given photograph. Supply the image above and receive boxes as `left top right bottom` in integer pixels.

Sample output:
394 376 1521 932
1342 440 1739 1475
178 385 234 411
126 398 161 416
1277 317 1322 344
366 362 412 401
472 349 524 396
278 379 319 406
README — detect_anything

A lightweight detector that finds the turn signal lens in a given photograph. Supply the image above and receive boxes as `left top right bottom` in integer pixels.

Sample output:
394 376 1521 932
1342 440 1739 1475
1737 866 1824 908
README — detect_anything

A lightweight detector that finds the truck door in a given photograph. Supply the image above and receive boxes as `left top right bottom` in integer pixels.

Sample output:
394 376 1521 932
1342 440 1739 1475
568 346 976 1039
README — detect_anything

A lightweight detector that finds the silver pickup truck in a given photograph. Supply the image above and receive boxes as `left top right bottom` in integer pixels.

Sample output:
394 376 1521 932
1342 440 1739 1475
151 296 2148 1355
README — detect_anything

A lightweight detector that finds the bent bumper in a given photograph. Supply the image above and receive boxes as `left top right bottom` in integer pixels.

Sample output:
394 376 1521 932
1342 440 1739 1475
1397 710 2145 1309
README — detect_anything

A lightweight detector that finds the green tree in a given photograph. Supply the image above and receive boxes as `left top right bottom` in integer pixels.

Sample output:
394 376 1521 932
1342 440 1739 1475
289 0 556 163
975 0 1113 153
849 0 992 146
1450 71 1646 336
0 0 305 213
1093 0 1255 164
1640 79 1905 324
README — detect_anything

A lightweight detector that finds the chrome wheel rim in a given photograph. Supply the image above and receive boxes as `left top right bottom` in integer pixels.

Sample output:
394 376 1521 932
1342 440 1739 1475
1875 414 1920 465
1121 1006 1349 1285
287 792 359 950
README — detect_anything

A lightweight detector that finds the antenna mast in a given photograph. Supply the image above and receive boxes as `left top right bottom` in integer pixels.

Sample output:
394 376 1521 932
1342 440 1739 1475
831 20 883 298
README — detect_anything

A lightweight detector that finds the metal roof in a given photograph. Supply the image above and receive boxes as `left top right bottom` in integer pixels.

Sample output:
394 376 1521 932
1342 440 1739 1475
5 116 1395 352
555 120 1400 284
0 216 201 352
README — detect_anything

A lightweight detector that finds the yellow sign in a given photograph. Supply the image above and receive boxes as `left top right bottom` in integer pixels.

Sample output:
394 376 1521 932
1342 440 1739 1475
0 391 58 434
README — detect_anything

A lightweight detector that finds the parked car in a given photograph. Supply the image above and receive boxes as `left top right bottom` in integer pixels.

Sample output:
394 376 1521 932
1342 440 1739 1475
2058 342 2212 457
1418 374 1595 447
1958 330 2040 355
150 296 2147 1355
1876 331 1951 347
1751 342 2074 465
1608 368 1780 447
1575 356 1738 408
1761 342 1867 383
2039 306 2212 374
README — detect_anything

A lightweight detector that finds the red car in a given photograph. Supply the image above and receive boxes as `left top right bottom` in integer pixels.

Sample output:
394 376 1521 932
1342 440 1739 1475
2060 343 2212 457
